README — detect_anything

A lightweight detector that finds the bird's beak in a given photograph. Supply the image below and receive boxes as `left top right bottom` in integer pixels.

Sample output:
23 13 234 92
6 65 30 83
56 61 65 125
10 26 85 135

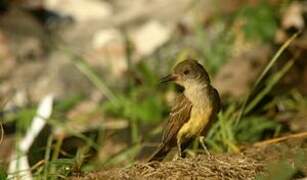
160 74 177 84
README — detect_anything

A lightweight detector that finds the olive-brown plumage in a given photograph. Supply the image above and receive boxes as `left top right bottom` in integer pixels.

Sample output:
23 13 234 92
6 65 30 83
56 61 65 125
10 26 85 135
148 59 220 162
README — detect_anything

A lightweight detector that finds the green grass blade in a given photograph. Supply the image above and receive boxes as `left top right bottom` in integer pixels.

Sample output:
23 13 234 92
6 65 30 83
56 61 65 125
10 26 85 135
245 58 295 114
235 32 299 125
103 144 141 167
43 134 53 179
57 46 118 105
253 33 298 90
74 58 118 104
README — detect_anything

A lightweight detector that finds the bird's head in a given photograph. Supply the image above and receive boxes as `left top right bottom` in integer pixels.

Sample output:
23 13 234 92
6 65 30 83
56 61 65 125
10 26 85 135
160 59 210 88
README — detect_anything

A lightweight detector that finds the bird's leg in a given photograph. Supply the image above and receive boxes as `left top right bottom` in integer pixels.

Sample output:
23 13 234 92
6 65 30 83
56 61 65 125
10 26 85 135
199 136 211 157
172 139 182 161
177 138 182 158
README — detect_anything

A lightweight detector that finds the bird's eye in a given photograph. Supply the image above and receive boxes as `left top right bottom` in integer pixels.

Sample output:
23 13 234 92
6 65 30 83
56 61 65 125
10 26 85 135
183 70 190 75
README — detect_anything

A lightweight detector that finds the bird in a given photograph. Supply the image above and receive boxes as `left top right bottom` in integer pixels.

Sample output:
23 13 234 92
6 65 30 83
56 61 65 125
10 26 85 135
148 59 221 162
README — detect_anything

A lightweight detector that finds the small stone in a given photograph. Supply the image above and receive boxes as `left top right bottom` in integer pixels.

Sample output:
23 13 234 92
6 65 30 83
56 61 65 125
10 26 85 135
130 20 172 56
44 0 113 22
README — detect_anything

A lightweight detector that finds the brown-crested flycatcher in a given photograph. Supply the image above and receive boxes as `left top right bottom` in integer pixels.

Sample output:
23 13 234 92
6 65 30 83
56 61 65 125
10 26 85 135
148 59 221 161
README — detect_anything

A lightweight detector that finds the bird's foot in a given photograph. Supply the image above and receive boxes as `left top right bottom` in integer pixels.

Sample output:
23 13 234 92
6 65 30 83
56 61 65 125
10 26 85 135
173 143 183 161
172 153 182 161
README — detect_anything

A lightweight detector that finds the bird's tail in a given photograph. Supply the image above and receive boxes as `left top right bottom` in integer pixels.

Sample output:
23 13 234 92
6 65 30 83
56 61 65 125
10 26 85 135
147 144 170 162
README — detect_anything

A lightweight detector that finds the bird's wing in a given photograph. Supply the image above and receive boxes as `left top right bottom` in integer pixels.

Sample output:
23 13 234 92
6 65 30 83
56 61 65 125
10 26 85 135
202 87 221 134
212 87 221 114
161 94 192 145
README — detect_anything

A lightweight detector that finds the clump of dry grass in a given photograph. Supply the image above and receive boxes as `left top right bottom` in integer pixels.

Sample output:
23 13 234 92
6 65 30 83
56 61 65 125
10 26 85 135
73 154 263 180
71 137 307 180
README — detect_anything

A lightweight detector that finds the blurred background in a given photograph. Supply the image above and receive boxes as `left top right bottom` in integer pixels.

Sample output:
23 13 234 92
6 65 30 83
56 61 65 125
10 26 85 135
0 0 307 178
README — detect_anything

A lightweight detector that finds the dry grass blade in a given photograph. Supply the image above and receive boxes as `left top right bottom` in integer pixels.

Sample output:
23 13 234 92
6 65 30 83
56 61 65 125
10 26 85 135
254 131 307 147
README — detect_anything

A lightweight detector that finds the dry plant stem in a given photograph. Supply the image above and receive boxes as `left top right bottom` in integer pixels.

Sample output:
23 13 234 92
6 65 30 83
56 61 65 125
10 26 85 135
30 160 45 171
254 131 307 147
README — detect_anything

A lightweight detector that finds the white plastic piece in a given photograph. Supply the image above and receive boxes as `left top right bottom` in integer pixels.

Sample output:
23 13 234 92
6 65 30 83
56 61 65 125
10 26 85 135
7 94 54 180
19 95 54 152
7 155 32 180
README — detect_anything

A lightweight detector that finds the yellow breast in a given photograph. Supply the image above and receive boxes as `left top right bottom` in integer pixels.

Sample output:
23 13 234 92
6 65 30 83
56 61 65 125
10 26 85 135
177 106 213 141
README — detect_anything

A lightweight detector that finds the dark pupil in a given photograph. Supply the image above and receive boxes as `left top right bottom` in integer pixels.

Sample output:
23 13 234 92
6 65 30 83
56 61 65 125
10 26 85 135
183 70 190 75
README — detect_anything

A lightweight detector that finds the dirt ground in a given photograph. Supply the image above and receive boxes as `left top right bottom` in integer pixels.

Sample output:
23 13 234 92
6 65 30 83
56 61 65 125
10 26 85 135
71 136 307 180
